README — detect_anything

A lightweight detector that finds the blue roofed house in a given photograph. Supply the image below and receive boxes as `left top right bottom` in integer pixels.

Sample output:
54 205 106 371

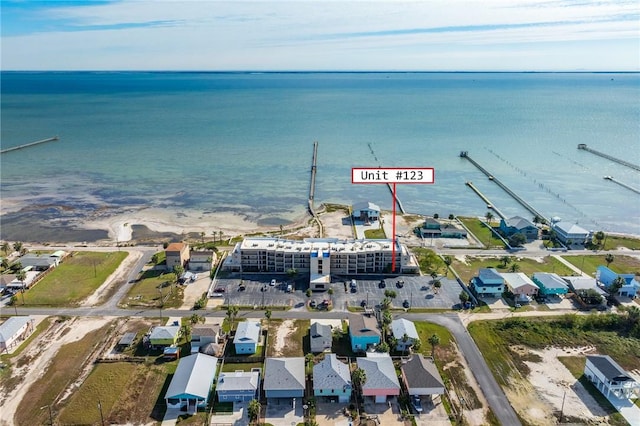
348 313 381 353
264 357 306 401
471 268 505 298
390 318 419 352
233 321 261 354
499 216 539 241
313 354 352 403
165 353 218 413
532 272 569 296
216 370 260 402
596 266 640 299
310 322 332 353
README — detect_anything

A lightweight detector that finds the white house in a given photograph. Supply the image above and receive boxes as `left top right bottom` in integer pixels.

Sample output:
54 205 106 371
551 221 591 245
233 321 261 354
352 201 380 223
390 318 419 352
165 353 218 413
0 316 35 353
584 355 639 400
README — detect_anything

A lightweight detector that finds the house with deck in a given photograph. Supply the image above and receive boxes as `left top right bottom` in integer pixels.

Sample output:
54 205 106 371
499 216 538 241
216 370 260 402
531 272 569 296
191 325 222 354
501 272 539 303
0 316 35 353
551 221 591 246
190 251 216 271
584 355 639 400
165 353 218 413
391 318 419 352
233 321 261 354
348 313 381 353
263 357 305 401
313 354 352 403
596 266 640 298
470 268 505 298
357 353 400 403
352 201 380 223
401 355 445 400
418 218 467 239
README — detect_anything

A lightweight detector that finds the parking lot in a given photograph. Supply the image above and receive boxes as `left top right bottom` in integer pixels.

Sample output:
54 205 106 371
211 273 465 311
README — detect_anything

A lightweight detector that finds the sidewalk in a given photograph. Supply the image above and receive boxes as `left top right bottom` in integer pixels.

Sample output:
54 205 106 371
551 255 591 277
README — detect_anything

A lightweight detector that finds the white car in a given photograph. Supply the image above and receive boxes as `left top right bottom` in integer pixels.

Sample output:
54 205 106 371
270 279 277 286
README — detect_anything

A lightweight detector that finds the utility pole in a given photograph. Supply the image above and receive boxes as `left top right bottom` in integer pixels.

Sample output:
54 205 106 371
97 400 105 426
559 390 566 423
158 287 163 324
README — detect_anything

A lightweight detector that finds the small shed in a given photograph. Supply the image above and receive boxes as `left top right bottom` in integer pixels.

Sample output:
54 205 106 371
117 332 137 351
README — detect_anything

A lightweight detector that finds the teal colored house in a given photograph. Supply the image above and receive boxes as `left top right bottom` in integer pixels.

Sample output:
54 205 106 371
532 272 569 296
313 354 352 403
471 268 504 298
348 313 380 353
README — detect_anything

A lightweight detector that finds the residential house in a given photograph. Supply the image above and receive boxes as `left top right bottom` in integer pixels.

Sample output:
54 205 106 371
263 357 305 400
313 354 352 403
348 313 381 353
165 353 218 413
563 276 607 297
0 316 35 353
584 355 639 400
596 266 640 298
310 322 332 353
6 270 39 290
166 242 190 269
499 216 539 241
471 268 504 298
531 272 569 296
19 254 59 271
357 353 401 403
0 274 16 293
401 355 445 399
216 370 260 402
551 221 591 245
191 325 222 354
390 318 419 352
419 218 467 239
190 251 216 272
501 272 539 303
352 201 380 223
233 321 261 354
149 326 181 347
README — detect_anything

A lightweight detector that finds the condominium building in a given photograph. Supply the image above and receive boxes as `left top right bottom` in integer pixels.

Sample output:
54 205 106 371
222 238 419 279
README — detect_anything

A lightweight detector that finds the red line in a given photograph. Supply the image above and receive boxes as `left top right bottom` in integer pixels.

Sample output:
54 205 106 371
392 183 396 272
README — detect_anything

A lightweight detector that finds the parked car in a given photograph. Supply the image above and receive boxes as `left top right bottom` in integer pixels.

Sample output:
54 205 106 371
402 299 410 308
213 287 226 293
350 279 357 292
360 299 367 307
286 284 293 293
411 395 423 413
378 280 386 289
270 279 277 286
396 280 405 288
309 300 317 308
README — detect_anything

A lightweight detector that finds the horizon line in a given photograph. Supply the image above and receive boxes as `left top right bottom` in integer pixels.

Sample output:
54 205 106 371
2 70 639 74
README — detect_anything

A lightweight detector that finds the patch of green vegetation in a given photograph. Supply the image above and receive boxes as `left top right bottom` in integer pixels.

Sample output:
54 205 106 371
0 317 52 362
603 235 640 251
412 248 446 275
450 255 575 286
123 269 183 308
322 203 349 213
19 251 128 306
221 362 263 372
458 217 506 249
562 254 640 276
364 228 386 239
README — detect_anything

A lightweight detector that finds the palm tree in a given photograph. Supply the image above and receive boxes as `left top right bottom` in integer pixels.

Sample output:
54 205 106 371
443 256 452 277
12 241 23 253
351 368 367 405
9 295 18 315
16 269 27 304
609 276 625 296
247 399 261 423
509 263 520 273
593 231 605 248
428 334 440 358
605 253 614 268
226 305 239 331
200 231 205 245
189 313 204 325
500 255 511 268
401 332 411 355
1 258 9 271
264 309 272 328
1 242 10 255
430 271 438 282
172 265 184 284
433 279 442 294
485 211 494 224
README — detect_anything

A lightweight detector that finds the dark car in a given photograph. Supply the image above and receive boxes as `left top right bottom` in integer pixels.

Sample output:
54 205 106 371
402 299 410 308
214 287 226 293
360 299 367 307
378 280 386 289
238 284 246 291
396 280 405 288
309 300 317 308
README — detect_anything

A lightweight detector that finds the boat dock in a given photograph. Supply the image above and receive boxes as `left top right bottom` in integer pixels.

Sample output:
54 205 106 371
465 181 507 220
308 141 324 237
578 144 640 172
460 151 548 223
0 136 59 154
367 143 406 214
604 176 640 195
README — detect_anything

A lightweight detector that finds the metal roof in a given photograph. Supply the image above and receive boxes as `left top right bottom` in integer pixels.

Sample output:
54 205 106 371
0 316 32 343
587 355 635 382
165 353 218 400
233 321 260 344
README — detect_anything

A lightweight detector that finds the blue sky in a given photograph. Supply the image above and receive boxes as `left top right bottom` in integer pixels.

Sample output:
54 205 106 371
1 0 639 71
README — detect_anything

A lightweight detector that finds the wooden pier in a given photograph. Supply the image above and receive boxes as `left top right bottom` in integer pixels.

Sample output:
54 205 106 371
308 141 324 237
465 181 507 220
1 136 59 154
604 176 640 195
366 143 406 214
578 144 640 172
460 151 548 223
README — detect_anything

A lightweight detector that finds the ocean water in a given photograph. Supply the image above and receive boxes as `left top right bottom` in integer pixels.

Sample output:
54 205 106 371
1 72 639 241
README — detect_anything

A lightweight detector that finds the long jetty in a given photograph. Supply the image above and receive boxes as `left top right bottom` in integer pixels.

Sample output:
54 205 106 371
0 136 59 154
465 181 507 220
578 144 640 172
604 176 640 195
367 143 406 214
308 141 324 237
460 151 548 222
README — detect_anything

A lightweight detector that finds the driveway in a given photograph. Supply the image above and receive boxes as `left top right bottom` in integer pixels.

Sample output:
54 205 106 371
315 402 352 426
413 395 450 426
264 398 304 426
362 397 404 425
209 402 248 426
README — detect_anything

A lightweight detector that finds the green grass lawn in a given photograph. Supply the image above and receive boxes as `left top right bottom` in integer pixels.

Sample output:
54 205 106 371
458 217 506 249
122 268 183 308
19 251 128 306
603 235 640 251
562 254 640 276
412 247 446 275
450 255 575 285
364 228 386 239
221 362 264 372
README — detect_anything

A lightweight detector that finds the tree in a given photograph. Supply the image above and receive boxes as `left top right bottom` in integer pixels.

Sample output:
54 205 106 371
351 368 367 401
443 256 452 277
509 233 527 247
381 297 392 310
1 242 10 255
189 313 204 325
264 309 272 328
1 258 9 271
433 279 442 293
509 263 520 273
16 269 27 304
9 295 18 315
485 212 494 224
279 224 284 236
609 276 625 296
448 214 455 220
384 289 397 299
200 231 205 245
286 268 299 279
226 305 239 331
12 241 23 253
412 338 422 352
428 334 440 358
172 265 184 284
605 253 614 267
459 291 470 304
500 255 511 268
433 213 439 219
593 231 605 248
377 341 390 353
430 271 438 282
247 399 261 422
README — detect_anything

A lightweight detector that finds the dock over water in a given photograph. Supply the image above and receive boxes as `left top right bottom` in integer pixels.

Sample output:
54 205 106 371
308 141 324 237
578 144 640 172
604 176 640 195
460 151 548 223
1 136 59 154
465 181 507 220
